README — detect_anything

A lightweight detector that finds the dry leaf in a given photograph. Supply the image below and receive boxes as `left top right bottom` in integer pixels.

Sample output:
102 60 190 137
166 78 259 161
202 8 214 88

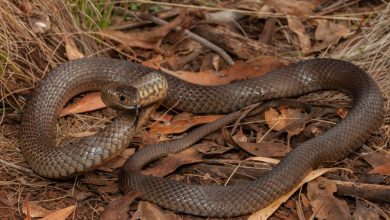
265 0 315 17
287 16 311 53
249 168 345 219
307 177 352 220
315 20 350 42
311 19 351 52
64 35 85 60
98 148 135 172
232 127 290 157
67 130 97 138
142 55 164 70
60 92 105 117
101 13 184 50
22 202 51 218
249 168 342 219
142 147 203 177
148 114 223 135
361 150 390 176
165 56 288 86
41 205 75 220
132 201 181 220
100 192 139 220
236 141 290 158
353 199 381 220
264 107 307 136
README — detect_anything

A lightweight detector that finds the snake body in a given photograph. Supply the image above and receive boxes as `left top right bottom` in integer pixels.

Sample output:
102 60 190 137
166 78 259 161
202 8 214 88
20 58 383 217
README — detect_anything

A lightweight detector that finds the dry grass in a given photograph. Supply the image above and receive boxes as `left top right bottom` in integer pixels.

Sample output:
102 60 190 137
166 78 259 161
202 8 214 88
0 0 389 219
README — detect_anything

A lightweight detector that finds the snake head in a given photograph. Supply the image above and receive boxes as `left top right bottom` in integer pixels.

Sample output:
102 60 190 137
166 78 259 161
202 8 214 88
101 84 141 110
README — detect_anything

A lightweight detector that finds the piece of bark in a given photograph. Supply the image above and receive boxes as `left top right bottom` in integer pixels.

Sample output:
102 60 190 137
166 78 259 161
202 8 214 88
331 179 390 203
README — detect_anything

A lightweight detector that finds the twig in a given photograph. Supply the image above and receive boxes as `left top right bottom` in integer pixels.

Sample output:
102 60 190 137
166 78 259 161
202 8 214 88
0 159 42 179
139 13 235 65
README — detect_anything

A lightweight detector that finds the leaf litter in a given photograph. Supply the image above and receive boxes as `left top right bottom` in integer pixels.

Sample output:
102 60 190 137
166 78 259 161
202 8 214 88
0 0 389 219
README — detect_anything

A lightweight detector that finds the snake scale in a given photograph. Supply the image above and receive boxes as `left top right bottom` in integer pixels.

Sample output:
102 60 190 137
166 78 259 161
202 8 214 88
20 58 383 217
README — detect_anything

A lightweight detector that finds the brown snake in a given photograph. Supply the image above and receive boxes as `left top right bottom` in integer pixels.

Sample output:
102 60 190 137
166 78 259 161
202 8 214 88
20 58 383 217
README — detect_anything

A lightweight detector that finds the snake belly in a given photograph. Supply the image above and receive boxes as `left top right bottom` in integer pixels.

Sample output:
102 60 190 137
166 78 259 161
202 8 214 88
20 58 383 217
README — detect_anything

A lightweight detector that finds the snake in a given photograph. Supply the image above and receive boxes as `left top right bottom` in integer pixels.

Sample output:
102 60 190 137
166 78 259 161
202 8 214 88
20 57 383 217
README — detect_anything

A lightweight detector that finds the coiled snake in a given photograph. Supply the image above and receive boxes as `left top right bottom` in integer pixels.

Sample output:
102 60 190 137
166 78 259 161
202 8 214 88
20 58 383 217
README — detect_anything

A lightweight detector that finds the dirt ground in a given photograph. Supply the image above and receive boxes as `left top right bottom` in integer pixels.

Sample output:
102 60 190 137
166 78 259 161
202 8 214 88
0 1 389 219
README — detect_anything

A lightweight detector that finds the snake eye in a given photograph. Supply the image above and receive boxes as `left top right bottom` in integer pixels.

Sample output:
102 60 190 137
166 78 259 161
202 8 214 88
119 94 126 102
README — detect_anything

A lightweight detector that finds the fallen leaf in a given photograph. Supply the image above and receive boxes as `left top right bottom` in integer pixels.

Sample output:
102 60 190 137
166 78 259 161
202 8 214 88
265 0 315 17
67 130 97 138
307 177 352 220
361 150 390 175
142 147 203 177
98 148 135 172
22 202 51 218
70 189 94 202
353 199 381 220
150 111 173 123
264 107 307 136
196 141 234 155
100 192 139 220
236 141 290 158
311 19 351 52
249 168 346 219
60 92 105 117
287 16 311 53
368 164 390 176
148 114 224 135
131 201 181 220
40 205 75 220
164 56 288 86
141 55 164 70
64 35 85 60
101 13 184 50
232 127 291 157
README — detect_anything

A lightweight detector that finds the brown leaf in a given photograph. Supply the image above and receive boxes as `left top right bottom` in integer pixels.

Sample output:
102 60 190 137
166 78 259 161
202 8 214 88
353 199 381 220
64 36 85 60
307 177 352 220
361 150 390 175
41 206 75 220
101 13 184 50
232 127 291 158
249 168 342 219
165 56 288 86
100 192 139 220
149 114 223 135
67 130 97 138
60 92 105 117
287 16 311 53
142 147 203 177
132 201 181 220
22 202 51 218
235 141 290 158
311 19 351 52
264 107 307 136
315 20 350 42
98 148 135 172
265 0 315 17
142 55 164 70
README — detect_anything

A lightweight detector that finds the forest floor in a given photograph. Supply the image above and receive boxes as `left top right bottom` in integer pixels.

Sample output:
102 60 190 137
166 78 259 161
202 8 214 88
0 1 389 219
